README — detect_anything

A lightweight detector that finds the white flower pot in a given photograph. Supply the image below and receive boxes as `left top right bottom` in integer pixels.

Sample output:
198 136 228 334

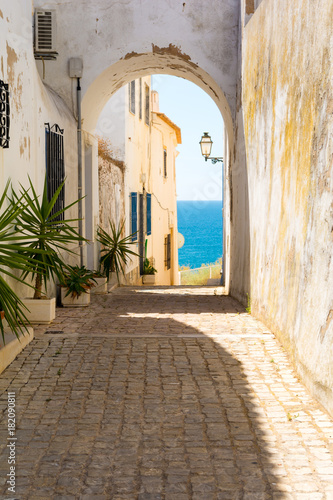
61 288 91 307
142 274 156 284
20 298 56 324
91 277 108 294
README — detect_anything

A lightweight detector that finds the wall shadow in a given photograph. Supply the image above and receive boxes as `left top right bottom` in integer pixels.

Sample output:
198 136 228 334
0 287 285 498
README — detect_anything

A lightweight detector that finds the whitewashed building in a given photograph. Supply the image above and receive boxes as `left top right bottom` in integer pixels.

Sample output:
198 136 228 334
97 80 180 285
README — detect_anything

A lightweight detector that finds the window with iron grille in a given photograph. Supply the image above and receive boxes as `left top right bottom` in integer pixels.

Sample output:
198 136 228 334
145 84 150 125
164 234 171 270
0 81 10 149
129 80 135 114
163 148 167 178
130 192 138 241
45 123 65 221
146 193 151 235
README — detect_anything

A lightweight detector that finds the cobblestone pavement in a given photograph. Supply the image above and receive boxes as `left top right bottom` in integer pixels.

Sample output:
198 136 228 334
1 286 333 500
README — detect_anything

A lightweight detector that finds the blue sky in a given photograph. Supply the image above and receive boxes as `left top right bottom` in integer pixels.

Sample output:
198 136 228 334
151 75 224 201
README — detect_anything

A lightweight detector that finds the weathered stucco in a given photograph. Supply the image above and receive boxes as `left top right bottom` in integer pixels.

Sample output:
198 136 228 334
243 0 333 414
0 1 79 299
34 0 239 144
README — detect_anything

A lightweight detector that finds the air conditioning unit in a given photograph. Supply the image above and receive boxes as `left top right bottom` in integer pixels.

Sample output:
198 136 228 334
34 10 57 55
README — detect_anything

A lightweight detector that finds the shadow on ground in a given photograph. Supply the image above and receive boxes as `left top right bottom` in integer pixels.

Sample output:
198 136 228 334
0 287 284 499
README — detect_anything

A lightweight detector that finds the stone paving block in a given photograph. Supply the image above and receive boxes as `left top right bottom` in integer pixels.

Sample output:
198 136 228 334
0 286 332 499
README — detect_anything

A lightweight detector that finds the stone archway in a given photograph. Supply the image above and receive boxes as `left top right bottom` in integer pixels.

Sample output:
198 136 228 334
81 49 234 150
81 52 233 290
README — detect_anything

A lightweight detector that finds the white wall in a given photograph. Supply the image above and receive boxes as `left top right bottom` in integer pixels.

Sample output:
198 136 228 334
0 1 79 299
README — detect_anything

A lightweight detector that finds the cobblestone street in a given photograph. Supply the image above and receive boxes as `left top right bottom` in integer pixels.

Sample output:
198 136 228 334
0 286 333 499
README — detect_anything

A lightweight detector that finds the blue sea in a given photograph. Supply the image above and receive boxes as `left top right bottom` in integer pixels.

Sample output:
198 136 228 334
177 200 223 269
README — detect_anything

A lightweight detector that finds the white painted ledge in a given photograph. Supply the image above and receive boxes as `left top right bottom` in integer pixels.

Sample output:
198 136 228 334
0 328 34 375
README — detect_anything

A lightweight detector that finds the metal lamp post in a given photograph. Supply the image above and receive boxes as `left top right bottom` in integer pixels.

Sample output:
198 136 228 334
199 132 223 164
199 132 224 286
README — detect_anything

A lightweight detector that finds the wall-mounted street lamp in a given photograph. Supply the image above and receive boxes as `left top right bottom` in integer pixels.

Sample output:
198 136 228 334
199 132 223 164
199 132 225 287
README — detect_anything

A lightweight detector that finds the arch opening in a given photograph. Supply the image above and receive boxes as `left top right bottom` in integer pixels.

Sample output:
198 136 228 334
81 53 232 290
81 51 234 149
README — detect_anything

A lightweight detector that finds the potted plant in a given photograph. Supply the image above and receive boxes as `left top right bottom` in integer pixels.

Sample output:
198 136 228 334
142 239 157 284
142 259 157 284
96 219 139 284
91 270 108 295
11 176 85 323
60 265 96 307
0 180 43 341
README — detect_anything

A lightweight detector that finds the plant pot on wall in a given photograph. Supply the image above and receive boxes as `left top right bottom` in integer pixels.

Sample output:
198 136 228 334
91 277 108 294
61 288 91 307
142 274 156 285
20 297 56 324
59 265 96 307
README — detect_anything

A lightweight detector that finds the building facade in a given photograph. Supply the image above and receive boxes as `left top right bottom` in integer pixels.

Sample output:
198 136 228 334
97 80 180 285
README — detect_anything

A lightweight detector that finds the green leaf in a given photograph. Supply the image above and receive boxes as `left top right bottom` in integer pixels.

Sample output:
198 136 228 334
96 220 140 282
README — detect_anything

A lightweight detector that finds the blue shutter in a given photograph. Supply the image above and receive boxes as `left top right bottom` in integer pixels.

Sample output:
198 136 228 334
146 193 151 235
131 192 138 241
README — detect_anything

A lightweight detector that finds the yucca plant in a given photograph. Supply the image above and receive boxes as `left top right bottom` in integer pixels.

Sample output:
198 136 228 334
0 180 42 341
96 220 139 283
12 175 86 299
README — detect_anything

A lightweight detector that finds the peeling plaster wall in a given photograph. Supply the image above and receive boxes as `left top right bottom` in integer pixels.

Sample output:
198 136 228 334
0 1 78 299
242 0 333 414
33 0 239 133
98 156 125 234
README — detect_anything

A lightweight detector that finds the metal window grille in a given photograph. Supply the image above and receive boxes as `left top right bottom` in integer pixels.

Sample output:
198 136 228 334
45 123 65 221
146 193 151 235
129 81 135 114
164 234 171 270
145 84 150 125
0 81 10 148
130 192 138 241
163 149 167 178
139 78 142 120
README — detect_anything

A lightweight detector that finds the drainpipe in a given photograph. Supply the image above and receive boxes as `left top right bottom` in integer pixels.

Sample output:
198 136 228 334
77 77 83 266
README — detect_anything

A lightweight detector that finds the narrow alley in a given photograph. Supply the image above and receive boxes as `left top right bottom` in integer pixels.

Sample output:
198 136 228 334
1 286 333 499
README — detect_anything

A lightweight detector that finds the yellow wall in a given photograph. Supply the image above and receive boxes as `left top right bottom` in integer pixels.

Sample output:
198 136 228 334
150 112 179 285
243 0 333 414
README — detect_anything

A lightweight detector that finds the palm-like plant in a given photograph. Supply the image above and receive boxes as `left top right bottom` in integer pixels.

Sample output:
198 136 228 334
96 220 139 282
12 176 86 299
0 181 41 340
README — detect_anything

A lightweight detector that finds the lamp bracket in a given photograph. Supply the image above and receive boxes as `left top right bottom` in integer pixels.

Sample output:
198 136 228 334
205 156 224 164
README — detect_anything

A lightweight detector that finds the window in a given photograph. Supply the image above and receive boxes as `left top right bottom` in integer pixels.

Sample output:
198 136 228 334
164 234 171 270
0 80 10 148
129 80 135 114
130 192 138 241
139 78 142 120
163 148 167 178
146 193 151 235
45 123 65 221
145 84 150 125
